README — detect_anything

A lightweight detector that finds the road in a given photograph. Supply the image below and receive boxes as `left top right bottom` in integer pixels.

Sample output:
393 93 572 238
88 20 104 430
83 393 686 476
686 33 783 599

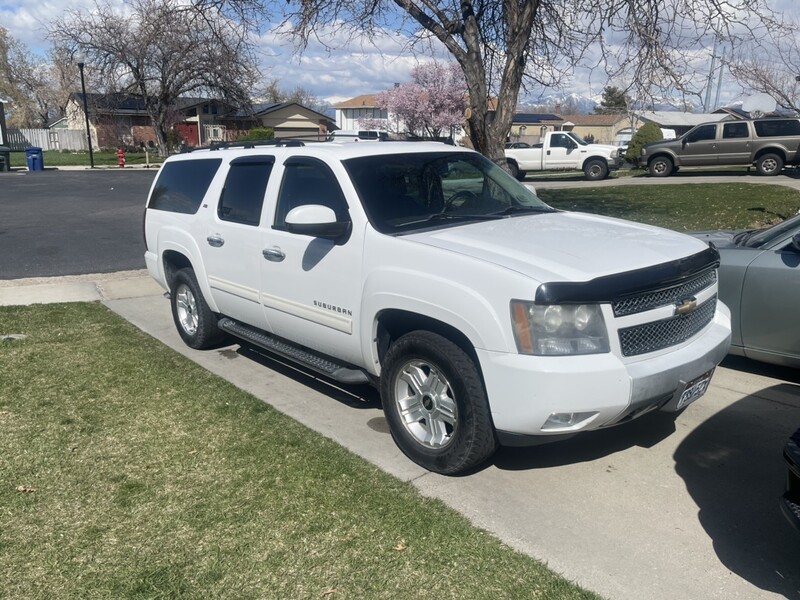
0 169 157 279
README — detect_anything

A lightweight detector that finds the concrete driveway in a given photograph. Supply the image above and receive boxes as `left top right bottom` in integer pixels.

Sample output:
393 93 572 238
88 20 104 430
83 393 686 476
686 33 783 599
95 284 800 600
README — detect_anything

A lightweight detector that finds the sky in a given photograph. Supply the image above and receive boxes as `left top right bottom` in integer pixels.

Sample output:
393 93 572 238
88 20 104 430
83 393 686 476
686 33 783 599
1 0 799 107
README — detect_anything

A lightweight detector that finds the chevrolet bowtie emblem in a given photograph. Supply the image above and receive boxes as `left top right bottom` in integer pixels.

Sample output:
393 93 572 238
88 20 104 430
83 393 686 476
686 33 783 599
675 297 698 316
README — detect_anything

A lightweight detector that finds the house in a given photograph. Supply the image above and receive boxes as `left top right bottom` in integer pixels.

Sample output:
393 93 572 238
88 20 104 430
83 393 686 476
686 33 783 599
509 113 564 144
65 93 335 149
331 94 388 131
557 113 635 145
634 111 734 137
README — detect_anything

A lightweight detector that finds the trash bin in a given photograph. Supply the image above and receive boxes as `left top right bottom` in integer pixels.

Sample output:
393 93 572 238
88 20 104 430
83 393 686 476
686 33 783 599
25 147 44 172
0 146 10 172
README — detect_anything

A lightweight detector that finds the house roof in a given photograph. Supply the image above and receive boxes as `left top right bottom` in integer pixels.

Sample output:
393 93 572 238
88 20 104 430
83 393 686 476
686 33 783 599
512 113 563 124
331 94 382 109
70 92 236 114
636 111 731 127
224 102 334 124
558 114 629 126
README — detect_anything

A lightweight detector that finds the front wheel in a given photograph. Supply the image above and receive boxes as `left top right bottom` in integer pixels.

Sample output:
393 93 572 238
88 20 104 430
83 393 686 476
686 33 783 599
583 158 609 181
756 153 783 176
380 331 497 475
170 268 225 349
649 156 673 177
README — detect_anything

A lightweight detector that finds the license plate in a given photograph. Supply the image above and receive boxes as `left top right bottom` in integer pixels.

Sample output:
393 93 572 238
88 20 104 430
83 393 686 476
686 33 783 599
677 369 714 410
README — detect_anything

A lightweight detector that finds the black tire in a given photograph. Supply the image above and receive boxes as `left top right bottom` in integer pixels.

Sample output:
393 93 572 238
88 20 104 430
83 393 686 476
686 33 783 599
380 331 497 474
506 159 521 180
756 153 783 176
170 268 224 349
649 156 673 177
583 158 609 181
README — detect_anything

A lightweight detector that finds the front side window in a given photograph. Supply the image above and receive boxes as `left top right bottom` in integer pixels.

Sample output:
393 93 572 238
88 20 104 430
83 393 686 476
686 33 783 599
344 151 554 234
274 159 348 228
218 156 274 226
148 159 222 214
686 125 717 143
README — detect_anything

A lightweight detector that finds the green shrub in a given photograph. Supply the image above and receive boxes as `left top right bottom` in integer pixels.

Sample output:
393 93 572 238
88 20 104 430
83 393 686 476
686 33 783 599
626 122 663 163
240 127 275 141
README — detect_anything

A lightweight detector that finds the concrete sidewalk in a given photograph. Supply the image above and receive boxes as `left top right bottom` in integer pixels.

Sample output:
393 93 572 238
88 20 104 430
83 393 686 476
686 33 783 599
0 270 163 306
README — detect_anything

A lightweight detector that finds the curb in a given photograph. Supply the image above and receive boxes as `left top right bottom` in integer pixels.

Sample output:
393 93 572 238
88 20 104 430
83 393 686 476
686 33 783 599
0 270 164 306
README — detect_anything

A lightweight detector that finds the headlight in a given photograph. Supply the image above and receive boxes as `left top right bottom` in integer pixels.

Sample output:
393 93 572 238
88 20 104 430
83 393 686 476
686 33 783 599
511 301 610 356
640 147 647 156
610 149 618 158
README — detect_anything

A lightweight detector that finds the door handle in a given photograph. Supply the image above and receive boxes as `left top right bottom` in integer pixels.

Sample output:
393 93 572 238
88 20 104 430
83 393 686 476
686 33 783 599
207 234 224 247
262 247 285 262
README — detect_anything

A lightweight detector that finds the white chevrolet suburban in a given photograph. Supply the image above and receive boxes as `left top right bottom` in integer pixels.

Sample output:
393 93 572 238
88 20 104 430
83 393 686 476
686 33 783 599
144 140 731 474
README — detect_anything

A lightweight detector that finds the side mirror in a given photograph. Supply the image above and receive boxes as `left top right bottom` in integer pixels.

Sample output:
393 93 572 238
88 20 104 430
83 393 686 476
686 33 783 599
791 232 800 253
284 204 351 241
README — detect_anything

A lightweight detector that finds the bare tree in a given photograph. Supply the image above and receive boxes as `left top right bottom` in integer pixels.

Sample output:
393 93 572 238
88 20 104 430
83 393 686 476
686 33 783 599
51 0 259 156
728 35 800 114
256 78 329 113
194 0 789 165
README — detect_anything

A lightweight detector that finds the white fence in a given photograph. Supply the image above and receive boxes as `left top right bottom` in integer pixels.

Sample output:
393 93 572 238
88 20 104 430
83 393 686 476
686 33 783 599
5 128 89 151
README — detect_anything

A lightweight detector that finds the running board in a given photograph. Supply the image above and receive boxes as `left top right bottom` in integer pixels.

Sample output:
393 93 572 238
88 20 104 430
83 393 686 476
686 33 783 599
217 317 370 385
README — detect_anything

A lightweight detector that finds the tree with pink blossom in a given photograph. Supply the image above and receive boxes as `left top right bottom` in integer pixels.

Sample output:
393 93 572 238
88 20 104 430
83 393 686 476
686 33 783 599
361 62 466 140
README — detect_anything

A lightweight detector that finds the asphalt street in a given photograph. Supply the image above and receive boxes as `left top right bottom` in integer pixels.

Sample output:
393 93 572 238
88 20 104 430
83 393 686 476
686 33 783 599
2 166 800 599
0 169 157 279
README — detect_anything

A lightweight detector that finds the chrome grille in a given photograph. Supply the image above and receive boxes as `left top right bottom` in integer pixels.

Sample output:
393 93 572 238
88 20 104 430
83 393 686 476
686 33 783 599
612 270 717 317
618 296 717 357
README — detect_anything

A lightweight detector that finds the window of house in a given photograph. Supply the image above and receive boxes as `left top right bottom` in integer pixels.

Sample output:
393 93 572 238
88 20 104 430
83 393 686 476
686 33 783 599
218 156 275 226
274 158 348 229
148 159 222 214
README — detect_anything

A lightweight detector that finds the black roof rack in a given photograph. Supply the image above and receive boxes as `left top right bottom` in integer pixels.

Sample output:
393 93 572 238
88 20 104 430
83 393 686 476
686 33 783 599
207 137 318 151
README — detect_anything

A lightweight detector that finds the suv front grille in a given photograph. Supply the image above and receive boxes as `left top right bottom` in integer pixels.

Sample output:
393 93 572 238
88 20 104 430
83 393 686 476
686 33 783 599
618 296 717 357
612 269 717 317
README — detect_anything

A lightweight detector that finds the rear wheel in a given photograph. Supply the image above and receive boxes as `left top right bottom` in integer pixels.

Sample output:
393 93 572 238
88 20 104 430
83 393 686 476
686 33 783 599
170 268 224 349
506 160 524 181
583 158 609 181
649 156 673 177
756 153 783 176
380 331 496 474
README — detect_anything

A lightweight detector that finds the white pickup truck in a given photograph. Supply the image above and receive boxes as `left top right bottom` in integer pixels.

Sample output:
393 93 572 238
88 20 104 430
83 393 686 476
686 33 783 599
144 140 730 474
505 131 621 181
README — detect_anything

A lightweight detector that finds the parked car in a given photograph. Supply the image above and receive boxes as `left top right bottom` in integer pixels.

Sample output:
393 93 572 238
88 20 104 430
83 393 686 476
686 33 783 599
504 142 531 149
640 117 800 177
691 212 800 368
784 428 800 531
505 131 621 181
144 139 731 474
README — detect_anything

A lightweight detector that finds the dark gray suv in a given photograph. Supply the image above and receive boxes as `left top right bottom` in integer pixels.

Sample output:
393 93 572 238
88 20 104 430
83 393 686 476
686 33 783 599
640 118 800 177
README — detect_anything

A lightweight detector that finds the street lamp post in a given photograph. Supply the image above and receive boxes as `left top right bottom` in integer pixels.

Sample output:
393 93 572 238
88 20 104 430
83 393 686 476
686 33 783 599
76 54 95 168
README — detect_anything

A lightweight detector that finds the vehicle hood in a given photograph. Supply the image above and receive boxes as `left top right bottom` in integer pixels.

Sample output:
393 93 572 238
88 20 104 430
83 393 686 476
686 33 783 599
643 139 679 151
587 143 618 154
405 212 711 283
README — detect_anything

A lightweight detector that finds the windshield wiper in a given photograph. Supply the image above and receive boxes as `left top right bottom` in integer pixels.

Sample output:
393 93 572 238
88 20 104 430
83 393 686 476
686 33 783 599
490 205 556 217
412 212 506 225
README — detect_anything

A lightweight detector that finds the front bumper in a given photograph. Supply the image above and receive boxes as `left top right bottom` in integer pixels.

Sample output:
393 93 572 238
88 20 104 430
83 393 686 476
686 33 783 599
782 428 800 531
477 305 731 444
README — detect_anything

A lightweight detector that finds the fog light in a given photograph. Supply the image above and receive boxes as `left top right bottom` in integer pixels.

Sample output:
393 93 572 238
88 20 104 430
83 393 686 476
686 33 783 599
542 411 599 431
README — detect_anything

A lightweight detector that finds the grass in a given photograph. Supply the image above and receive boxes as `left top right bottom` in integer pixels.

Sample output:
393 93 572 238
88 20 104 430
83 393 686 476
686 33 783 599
0 303 601 600
537 183 800 231
8 149 164 168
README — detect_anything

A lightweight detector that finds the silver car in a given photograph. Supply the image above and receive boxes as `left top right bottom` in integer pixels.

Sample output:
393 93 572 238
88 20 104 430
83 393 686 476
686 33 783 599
693 213 800 368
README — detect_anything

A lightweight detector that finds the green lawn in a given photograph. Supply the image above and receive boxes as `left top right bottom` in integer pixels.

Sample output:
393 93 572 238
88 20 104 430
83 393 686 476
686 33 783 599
0 303 601 600
9 149 164 168
538 183 800 231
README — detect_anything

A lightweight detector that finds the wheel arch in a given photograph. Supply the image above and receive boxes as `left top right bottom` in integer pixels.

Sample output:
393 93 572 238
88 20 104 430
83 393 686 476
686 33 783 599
159 241 220 313
647 152 676 167
753 147 787 162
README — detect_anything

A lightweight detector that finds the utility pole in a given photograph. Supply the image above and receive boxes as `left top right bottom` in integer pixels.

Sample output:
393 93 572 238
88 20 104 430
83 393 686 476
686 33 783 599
714 46 726 111
703 36 719 113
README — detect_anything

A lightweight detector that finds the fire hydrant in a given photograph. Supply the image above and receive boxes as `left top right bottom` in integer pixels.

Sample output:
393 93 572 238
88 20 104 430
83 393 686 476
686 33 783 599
117 147 125 168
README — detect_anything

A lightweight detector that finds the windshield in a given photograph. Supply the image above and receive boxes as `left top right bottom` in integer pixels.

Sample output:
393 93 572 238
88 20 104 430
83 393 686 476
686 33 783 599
567 132 589 146
344 151 554 234
745 212 800 248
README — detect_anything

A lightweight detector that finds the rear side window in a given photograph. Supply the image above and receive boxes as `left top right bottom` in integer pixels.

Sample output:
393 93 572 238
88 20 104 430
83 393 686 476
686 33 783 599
218 156 274 226
148 159 222 214
754 119 800 137
723 122 749 139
